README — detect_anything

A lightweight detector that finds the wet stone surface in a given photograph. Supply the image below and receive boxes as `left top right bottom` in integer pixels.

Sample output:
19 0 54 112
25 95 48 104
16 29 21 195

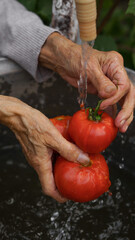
0 141 135 240
0 74 135 239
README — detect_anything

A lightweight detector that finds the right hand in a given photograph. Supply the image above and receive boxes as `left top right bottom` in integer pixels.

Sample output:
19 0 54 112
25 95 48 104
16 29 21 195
0 96 90 202
39 33 134 132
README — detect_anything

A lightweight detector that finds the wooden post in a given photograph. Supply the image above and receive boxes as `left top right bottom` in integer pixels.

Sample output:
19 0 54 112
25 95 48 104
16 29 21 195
75 0 97 41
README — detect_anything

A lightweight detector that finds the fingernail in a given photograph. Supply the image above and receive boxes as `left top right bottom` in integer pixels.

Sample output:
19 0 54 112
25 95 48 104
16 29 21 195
120 120 126 127
123 125 128 132
100 104 107 110
105 86 116 93
77 152 90 165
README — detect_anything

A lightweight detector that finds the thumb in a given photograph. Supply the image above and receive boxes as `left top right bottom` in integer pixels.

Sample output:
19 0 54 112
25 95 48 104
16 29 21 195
52 134 90 166
47 121 90 165
59 138 90 165
90 67 117 99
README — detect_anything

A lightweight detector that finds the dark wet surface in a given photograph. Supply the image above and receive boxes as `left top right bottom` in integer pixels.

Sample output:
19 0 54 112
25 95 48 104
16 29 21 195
0 138 135 240
0 75 135 239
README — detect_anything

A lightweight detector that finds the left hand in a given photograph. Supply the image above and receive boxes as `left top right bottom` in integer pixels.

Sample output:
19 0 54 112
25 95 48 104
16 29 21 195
0 96 90 202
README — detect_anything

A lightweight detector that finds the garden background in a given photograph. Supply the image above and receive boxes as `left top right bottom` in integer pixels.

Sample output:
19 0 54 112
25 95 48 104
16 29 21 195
18 0 135 70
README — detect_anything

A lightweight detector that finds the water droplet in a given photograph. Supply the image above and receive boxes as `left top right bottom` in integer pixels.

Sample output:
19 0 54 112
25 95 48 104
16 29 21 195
129 136 135 144
36 211 43 218
6 160 13 165
22 188 26 193
115 178 122 190
53 211 59 217
54 222 58 228
126 203 130 207
19 163 27 168
116 192 121 200
26 221 32 227
6 198 14 205
36 201 42 207
121 139 125 144
51 211 59 221
116 178 122 187
37 232 43 236
106 195 114 206
99 199 104 205
50 217 54 221
119 163 124 169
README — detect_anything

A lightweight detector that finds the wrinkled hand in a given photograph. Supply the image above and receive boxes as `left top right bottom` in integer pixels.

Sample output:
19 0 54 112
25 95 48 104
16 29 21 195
84 49 134 133
0 96 90 202
39 33 135 132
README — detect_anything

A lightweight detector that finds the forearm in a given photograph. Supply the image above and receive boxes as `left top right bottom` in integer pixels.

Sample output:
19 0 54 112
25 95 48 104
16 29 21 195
39 33 81 78
0 0 56 82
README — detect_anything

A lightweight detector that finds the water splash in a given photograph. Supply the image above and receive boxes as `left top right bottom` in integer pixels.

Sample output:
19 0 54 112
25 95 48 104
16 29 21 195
78 40 95 109
0 139 135 239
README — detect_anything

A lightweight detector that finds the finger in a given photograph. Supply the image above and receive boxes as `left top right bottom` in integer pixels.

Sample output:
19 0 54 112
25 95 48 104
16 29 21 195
100 72 130 110
119 113 134 133
46 125 90 166
115 84 135 129
100 85 128 110
87 82 97 95
46 120 90 165
36 158 67 203
104 104 117 119
55 137 90 166
87 61 117 99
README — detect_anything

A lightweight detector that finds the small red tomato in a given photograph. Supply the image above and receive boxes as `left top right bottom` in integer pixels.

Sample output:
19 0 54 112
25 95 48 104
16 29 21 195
50 115 72 140
69 102 118 153
54 153 111 202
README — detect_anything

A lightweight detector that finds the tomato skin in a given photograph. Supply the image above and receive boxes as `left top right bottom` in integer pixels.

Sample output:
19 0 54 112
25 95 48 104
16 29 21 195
50 115 72 140
69 109 118 153
54 153 111 202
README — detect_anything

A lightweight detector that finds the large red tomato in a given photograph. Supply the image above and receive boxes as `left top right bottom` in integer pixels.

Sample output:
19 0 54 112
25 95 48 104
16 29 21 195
50 115 72 140
54 153 111 202
69 103 118 153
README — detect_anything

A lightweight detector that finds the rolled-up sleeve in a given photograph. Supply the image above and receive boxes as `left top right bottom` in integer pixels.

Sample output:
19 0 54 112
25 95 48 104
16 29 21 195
0 0 57 82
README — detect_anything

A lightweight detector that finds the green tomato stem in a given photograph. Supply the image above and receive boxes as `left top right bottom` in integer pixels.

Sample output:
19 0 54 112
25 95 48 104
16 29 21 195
86 100 103 121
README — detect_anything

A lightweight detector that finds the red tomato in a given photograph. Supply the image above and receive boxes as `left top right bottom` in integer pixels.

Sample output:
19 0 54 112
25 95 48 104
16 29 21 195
69 105 118 153
50 115 72 140
54 153 111 202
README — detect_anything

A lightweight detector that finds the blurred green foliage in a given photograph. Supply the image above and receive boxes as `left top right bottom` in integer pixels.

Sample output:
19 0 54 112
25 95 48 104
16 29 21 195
18 0 52 25
126 0 135 15
18 0 135 70
96 0 135 70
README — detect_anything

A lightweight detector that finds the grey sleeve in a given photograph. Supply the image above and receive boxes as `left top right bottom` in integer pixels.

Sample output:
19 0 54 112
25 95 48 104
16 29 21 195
0 0 58 82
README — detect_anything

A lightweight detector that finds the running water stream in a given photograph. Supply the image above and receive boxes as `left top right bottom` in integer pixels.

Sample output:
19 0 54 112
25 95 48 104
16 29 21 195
78 40 95 109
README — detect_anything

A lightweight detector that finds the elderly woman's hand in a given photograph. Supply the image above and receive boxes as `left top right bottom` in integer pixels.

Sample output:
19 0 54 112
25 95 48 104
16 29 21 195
86 49 134 133
39 33 134 132
0 96 90 202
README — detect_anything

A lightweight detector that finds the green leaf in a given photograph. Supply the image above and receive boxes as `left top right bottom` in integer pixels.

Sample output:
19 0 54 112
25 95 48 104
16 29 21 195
36 0 52 25
132 53 135 69
18 0 37 12
97 0 114 24
120 50 134 70
94 35 118 51
126 0 135 16
17 0 52 25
